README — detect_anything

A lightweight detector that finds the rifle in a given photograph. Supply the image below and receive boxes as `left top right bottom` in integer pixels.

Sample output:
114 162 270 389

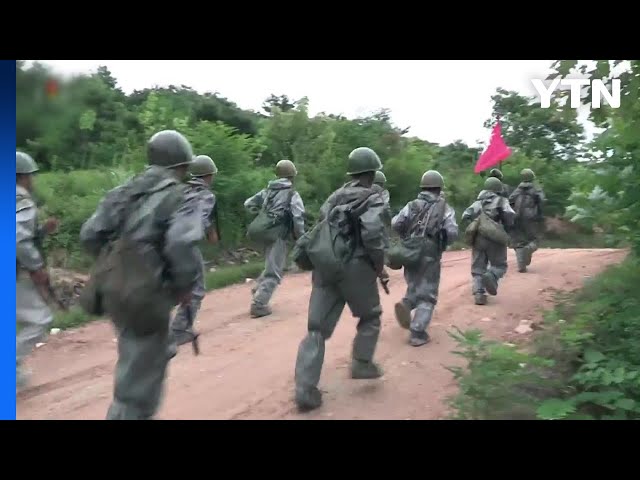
209 200 222 242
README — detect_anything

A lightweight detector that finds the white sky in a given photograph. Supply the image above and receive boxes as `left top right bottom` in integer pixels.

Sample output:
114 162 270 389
29 60 563 146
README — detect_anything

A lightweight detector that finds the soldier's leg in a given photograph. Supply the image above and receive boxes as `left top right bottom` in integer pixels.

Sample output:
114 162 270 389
171 252 206 346
341 259 383 379
106 321 173 420
251 238 288 317
471 242 489 304
395 265 419 330
294 273 345 411
409 259 441 346
511 225 528 272
485 242 508 295
524 222 539 266
16 274 53 388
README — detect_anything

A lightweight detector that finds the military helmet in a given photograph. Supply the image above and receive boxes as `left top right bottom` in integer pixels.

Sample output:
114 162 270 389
147 130 194 168
374 171 387 186
420 170 444 189
16 151 39 174
489 168 503 180
485 176 503 193
521 168 535 182
347 147 382 175
190 155 218 177
275 159 297 178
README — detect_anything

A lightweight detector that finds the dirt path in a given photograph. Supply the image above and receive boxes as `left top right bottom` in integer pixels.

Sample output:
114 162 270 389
16 248 626 420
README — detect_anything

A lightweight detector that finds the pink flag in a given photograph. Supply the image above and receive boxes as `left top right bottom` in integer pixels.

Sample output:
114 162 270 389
474 122 512 174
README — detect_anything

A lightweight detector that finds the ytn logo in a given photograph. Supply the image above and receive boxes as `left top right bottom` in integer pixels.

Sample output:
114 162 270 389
531 78 621 109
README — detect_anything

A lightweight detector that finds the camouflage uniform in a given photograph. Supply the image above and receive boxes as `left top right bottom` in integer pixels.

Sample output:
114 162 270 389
462 177 515 305
294 147 387 412
16 152 53 390
488 168 511 198
509 169 545 272
245 162 305 318
80 131 202 420
392 172 458 346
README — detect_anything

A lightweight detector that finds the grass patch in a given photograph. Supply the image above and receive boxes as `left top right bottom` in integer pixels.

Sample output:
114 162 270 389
447 254 640 420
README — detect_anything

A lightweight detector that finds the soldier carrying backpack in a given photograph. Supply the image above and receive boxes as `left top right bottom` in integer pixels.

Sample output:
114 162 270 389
244 159 305 318
509 168 545 272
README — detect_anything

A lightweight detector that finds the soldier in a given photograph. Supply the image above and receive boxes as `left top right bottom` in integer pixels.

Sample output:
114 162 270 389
294 147 388 412
79 130 202 420
374 170 390 206
488 168 511 198
509 168 545 272
170 155 219 347
245 159 305 318
462 176 515 305
16 151 60 391
392 170 459 346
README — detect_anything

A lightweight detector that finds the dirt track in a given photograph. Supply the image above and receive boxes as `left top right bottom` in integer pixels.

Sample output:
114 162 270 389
17 248 625 420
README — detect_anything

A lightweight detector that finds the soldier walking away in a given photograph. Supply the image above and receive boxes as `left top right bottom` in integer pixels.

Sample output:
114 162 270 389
79 130 202 420
462 177 515 305
509 168 545 273
391 170 458 346
16 151 60 392
170 155 219 348
293 147 389 412
488 168 511 198
374 170 390 206
245 159 305 318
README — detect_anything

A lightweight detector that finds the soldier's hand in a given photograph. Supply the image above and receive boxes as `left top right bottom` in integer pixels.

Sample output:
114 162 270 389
30 268 49 286
43 217 60 234
207 230 219 244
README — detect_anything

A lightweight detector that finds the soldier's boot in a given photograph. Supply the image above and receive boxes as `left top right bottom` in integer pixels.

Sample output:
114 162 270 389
351 359 384 379
474 293 488 305
250 303 272 318
525 244 536 266
394 300 412 330
409 330 430 347
481 271 498 296
172 328 197 347
515 248 527 272
295 386 323 412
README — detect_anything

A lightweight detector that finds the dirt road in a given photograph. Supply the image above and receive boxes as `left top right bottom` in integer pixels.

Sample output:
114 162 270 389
16 248 625 420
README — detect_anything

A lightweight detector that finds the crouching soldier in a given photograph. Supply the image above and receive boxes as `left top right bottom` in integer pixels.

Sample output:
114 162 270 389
462 176 515 305
390 170 458 346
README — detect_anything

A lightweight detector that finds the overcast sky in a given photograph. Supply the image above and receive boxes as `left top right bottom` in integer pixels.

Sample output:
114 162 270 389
30 60 559 146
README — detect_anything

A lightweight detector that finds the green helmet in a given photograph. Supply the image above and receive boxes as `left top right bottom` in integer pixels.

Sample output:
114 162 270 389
347 147 382 175
489 168 503 180
190 155 218 177
147 130 193 168
275 159 297 178
521 168 535 182
485 177 503 193
374 171 387 186
420 170 444 189
16 151 39 174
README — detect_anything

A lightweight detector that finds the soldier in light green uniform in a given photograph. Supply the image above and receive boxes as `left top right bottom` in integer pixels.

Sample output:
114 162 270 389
462 177 515 305
16 151 60 391
245 160 305 318
509 168 545 272
294 147 388 412
80 130 202 420
392 171 459 346
170 155 219 347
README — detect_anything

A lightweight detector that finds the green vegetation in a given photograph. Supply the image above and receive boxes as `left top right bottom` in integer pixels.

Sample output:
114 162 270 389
447 60 640 419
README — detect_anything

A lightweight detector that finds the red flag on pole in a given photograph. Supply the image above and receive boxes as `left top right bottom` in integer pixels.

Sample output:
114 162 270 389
474 121 512 174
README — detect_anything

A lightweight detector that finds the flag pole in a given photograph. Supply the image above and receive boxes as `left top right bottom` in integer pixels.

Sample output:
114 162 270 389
496 114 503 171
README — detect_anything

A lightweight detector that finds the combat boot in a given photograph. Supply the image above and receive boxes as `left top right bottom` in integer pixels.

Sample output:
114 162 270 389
474 293 487 305
250 303 272 318
481 272 498 296
351 359 384 379
172 328 197 347
409 330 430 347
295 386 322 412
394 300 412 330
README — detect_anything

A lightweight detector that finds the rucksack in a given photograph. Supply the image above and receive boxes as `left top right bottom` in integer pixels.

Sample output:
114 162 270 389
512 189 539 221
464 196 510 246
246 187 295 246
79 177 183 335
386 197 446 269
293 189 377 282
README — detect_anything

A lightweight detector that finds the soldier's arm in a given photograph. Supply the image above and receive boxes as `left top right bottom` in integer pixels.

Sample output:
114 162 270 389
244 189 266 214
16 201 45 271
163 194 204 294
200 191 216 232
501 198 516 226
290 192 306 238
359 194 387 275
80 186 125 257
319 191 338 221
391 203 411 236
461 201 480 222
442 205 459 244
